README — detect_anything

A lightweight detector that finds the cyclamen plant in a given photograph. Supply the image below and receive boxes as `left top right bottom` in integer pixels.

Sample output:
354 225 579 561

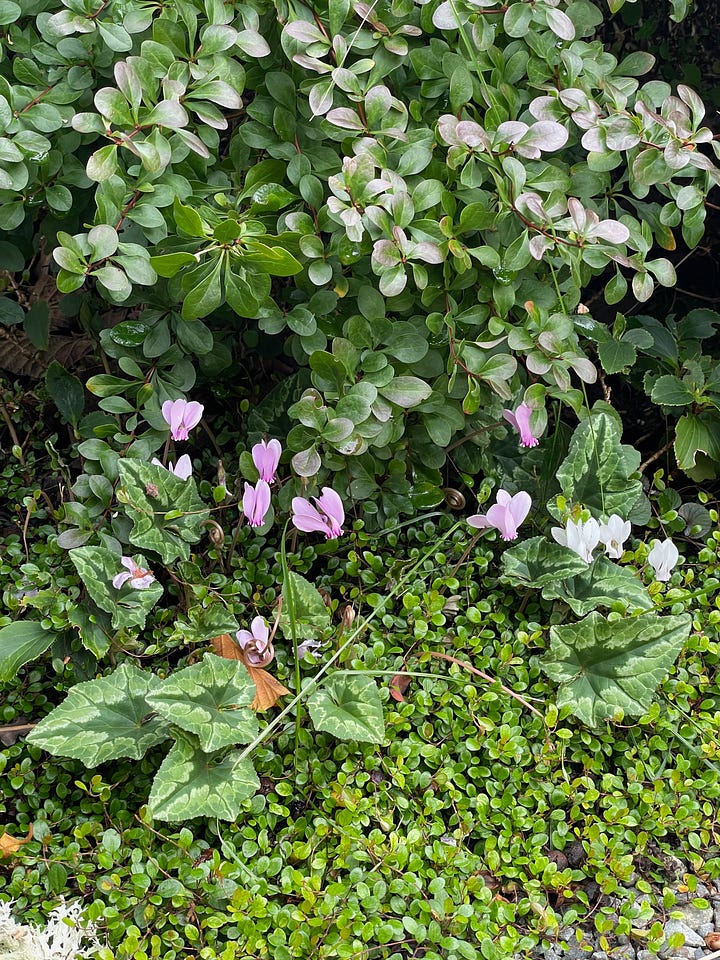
1 0 710 821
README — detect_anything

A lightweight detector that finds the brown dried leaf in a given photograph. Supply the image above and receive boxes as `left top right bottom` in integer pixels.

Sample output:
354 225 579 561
705 932 720 950
210 634 288 709
0 824 32 857
210 633 243 660
390 673 411 702
246 665 289 711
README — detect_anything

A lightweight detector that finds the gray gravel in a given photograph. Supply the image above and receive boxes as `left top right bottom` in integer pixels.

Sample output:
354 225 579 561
533 859 720 960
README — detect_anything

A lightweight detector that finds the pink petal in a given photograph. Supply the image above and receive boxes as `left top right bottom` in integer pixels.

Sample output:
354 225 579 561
467 513 491 529
507 491 532 526
131 573 155 589
252 439 282 483
112 571 132 589
315 487 344 536
292 497 331 535
182 401 204 431
486 503 518 540
251 616 269 647
172 454 193 480
243 480 271 526
502 409 519 430
235 629 253 649
161 400 175 427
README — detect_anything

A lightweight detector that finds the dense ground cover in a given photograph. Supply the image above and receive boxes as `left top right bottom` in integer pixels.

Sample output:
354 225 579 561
2 407 720 958
2 0 720 956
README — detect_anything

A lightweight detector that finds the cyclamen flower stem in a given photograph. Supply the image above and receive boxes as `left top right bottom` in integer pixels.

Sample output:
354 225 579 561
279 519 303 762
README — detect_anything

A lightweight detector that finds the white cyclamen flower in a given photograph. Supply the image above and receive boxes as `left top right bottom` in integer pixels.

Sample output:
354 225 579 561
647 538 679 582
598 514 631 559
551 517 600 564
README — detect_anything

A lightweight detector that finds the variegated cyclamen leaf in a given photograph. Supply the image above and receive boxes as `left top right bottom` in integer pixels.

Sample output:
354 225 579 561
308 674 385 743
149 732 260 822
145 654 258 752
27 663 170 764
543 612 691 726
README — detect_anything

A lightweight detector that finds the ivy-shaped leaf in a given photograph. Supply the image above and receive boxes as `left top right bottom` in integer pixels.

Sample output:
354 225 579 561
541 556 653 615
69 545 163 632
502 537 590 588
308 674 385 743
280 571 331 641
542 612 691 726
148 731 260 822
551 403 643 520
117 459 209 564
27 663 169 764
146 654 258 752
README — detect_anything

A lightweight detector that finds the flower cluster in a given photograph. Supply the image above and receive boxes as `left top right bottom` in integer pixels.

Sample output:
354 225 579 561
466 404 680 585
242 439 345 539
551 515 679 581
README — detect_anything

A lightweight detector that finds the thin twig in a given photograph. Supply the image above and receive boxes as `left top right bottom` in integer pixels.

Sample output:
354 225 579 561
0 722 37 736
0 395 24 463
639 439 674 474
674 287 720 303
422 650 544 717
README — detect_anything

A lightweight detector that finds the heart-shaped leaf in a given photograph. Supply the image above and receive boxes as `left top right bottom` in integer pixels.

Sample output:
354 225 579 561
308 674 385 743
542 612 691 726
27 663 169 764
148 732 260 822
146 654 258 752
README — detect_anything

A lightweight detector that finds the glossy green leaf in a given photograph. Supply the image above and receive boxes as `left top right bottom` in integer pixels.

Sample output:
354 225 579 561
45 361 84 427
181 256 223 320
0 621 56 681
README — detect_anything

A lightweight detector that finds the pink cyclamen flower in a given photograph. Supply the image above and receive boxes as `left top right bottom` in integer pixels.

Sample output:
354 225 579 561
297 638 322 661
468 490 532 541
502 403 540 448
236 616 273 666
243 479 271 527
151 454 192 481
468 490 532 540
112 556 156 590
252 439 282 484
161 398 204 441
292 487 345 539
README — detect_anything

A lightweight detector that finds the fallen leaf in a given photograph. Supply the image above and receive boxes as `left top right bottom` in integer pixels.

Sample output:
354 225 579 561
705 932 720 950
0 824 33 857
389 673 411 702
211 633 243 660
245 665 289 711
211 634 287 709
